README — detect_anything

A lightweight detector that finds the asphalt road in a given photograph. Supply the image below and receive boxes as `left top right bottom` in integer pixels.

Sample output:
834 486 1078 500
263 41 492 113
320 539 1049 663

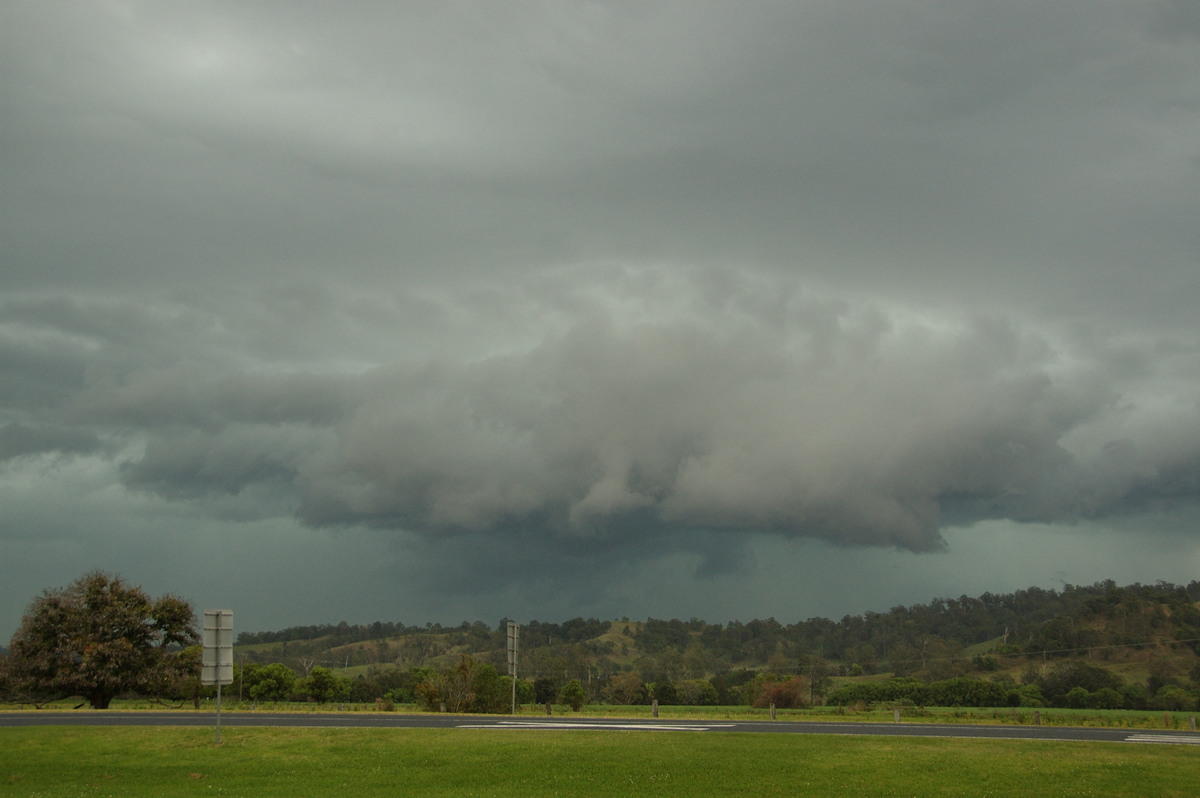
3 711 1198 745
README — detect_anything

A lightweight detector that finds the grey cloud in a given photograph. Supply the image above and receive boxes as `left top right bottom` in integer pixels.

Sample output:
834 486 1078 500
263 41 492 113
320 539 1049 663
0 329 88 411
119 423 323 500
70 369 357 431
1151 0 1200 41
79 273 1197 575
0 422 102 461
6 2 1196 327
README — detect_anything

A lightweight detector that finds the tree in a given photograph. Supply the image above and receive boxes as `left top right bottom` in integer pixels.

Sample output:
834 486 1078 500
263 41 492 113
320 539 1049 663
470 666 510 714
165 645 206 708
559 679 586 711
604 671 647 705
677 678 719 706
650 680 679 706
300 666 350 704
533 677 558 705
798 654 831 704
242 662 297 702
6 572 198 708
0 654 15 701
412 656 510 713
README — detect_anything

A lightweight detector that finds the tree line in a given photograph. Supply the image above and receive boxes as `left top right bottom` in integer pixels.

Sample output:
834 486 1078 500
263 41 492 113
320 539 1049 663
4 574 1199 712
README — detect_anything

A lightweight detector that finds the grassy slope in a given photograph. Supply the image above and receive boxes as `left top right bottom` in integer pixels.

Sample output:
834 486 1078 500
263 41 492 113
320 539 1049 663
3 726 1198 797
240 613 1200 682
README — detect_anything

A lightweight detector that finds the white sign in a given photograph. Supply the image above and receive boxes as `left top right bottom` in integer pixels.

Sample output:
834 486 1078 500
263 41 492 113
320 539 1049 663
201 609 234 686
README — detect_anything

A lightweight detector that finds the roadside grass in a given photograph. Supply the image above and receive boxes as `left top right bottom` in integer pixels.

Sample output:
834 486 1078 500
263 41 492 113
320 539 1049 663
544 703 1200 730
4 699 1198 731
3 725 1198 797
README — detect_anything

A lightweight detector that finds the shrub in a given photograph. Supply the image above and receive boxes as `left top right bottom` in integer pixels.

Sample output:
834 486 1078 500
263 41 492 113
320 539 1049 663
604 672 646 705
1010 683 1044 708
1064 686 1091 709
299 667 350 704
677 679 719 706
1151 685 1196 712
749 675 808 709
559 679 585 711
650 681 679 705
247 663 298 702
1093 687 1123 709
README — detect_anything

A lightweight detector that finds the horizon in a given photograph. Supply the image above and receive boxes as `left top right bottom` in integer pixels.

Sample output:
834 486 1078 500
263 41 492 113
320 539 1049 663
221 576 1200 639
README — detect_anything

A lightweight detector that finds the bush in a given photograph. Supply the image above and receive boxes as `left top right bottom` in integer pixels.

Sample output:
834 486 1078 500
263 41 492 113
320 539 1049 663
1038 662 1123 706
1151 685 1196 712
513 677 536 706
413 656 509 713
559 679 585 711
749 675 808 709
1064 686 1091 709
1011 683 1045 708
927 677 1007 708
604 672 647 705
242 663 296 702
533 678 558 705
650 681 679 705
676 679 719 706
299 667 350 704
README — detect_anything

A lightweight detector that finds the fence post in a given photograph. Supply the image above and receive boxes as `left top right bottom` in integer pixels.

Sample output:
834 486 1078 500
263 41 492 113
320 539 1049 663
894 708 901 723
770 702 776 720
652 699 659 718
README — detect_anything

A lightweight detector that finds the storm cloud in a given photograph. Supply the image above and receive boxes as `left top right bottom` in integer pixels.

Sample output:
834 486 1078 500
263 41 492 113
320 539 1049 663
1 1 1198 636
21 269 1200 576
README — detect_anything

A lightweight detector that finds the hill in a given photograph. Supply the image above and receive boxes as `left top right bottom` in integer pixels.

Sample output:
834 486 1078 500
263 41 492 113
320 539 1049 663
234 580 1200 697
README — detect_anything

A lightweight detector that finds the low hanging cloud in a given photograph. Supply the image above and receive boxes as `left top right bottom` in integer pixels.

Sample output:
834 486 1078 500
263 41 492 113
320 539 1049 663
28 271 1181 570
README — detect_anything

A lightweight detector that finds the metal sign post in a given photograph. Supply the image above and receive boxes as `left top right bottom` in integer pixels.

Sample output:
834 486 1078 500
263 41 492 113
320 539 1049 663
506 622 519 715
201 610 234 744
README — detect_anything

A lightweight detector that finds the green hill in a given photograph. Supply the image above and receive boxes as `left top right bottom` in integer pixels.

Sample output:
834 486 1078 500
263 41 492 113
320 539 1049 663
234 580 1200 706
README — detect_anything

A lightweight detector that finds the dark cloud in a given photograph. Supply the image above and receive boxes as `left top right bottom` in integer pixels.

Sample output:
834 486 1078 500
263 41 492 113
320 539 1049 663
28 272 1186 583
2 2 1198 638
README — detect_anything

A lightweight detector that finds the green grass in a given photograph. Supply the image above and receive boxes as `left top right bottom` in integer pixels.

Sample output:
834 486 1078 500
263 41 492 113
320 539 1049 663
2 725 1198 797
6 699 1199 731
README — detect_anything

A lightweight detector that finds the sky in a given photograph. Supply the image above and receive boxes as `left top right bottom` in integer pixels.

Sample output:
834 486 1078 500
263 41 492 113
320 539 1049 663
2 1 1199 642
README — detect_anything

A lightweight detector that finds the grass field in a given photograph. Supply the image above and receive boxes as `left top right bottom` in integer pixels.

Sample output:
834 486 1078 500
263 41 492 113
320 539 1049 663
3 725 1198 797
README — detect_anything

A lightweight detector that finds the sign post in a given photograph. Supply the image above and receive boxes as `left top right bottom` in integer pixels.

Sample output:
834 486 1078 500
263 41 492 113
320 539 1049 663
506 622 519 715
201 610 234 744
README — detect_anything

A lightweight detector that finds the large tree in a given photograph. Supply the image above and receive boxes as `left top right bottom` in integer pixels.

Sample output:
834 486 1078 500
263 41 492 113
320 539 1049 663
243 662 298 702
6 571 198 708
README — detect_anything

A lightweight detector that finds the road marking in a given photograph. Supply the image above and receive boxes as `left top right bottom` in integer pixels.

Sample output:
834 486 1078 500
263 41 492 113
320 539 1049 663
457 721 737 732
1124 734 1200 745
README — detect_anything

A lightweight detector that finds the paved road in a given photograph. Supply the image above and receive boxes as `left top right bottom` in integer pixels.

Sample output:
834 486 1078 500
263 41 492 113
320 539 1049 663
3 712 1197 745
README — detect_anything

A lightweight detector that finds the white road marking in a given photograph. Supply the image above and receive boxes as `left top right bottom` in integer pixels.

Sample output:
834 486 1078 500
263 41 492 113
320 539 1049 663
1124 734 1200 745
457 721 738 732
